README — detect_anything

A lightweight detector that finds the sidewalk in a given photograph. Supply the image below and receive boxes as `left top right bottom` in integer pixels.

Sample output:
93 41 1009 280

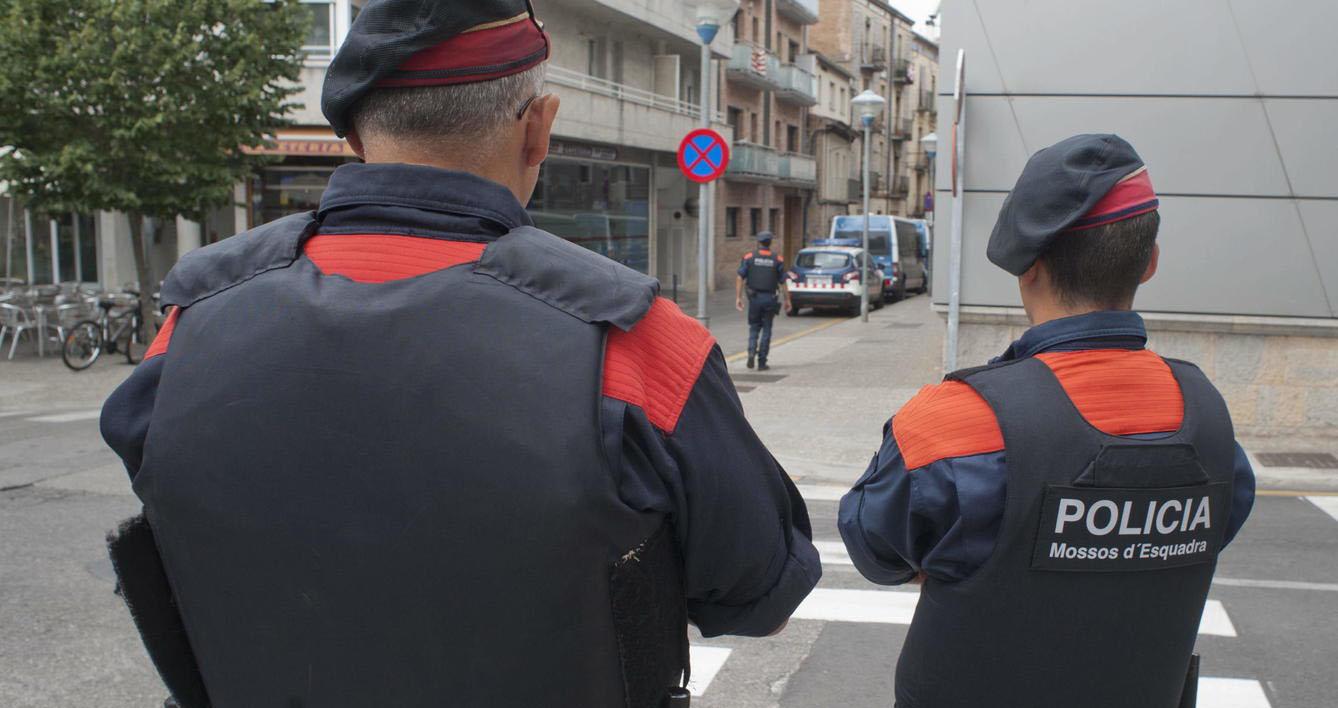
668 287 849 360
728 294 1338 494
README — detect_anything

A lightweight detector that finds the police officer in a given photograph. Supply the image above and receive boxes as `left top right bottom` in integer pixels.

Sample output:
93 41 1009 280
735 231 791 370
839 134 1256 708
99 2 821 706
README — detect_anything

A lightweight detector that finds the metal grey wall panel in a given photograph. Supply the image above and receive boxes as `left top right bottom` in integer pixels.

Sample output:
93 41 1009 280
937 0 1005 95
933 95 1030 193
934 193 1333 317
969 0 1257 96
1226 0 1338 97
1008 97 1293 196
1142 197 1331 317
1265 99 1338 199
1298 201 1338 315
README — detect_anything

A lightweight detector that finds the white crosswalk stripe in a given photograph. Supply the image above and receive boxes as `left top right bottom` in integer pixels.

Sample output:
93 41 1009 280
1307 496 1338 523
26 409 103 423
686 645 731 697
1199 678 1272 708
796 483 847 502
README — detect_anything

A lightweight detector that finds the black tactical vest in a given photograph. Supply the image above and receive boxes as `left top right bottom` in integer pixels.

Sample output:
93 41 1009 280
745 250 780 293
895 357 1236 708
114 213 690 708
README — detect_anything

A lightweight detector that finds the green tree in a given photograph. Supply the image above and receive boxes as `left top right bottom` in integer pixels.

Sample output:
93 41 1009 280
0 0 307 336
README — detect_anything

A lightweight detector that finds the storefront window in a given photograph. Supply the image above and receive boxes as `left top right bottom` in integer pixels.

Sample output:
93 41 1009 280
53 213 97 283
251 159 344 227
528 158 651 274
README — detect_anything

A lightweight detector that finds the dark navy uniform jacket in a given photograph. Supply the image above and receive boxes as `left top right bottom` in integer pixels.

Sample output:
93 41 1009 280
738 248 786 294
839 311 1256 584
101 163 821 638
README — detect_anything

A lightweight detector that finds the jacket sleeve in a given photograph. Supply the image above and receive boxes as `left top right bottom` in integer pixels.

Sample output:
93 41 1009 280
1224 442 1256 548
608 348 821 638
838 418 1007 585
100 356 166 481
100 307 179 480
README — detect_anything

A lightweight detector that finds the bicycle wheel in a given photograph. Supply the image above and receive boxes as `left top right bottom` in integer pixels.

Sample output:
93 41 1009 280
62 320 104 371
121 315 149 365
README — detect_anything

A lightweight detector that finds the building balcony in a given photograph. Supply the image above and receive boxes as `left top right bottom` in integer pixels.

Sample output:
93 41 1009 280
779 152 817 185
775 54 818 106
913 154 930 172
726 143 816 187
776 0 820 25
916 90 936 113
890 117 913 140
889 175 910 197
727 43 782 92
546 65 727 154
847 178 863 203
860 44 887 72
893 58 914 84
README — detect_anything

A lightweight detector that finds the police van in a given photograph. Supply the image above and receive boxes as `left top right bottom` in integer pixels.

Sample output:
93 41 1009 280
785 246 885 316
821 215 929 301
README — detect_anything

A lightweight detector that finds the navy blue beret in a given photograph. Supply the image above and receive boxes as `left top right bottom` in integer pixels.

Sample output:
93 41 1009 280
322 0 550 137
988 134 1159 276
757 231 774 244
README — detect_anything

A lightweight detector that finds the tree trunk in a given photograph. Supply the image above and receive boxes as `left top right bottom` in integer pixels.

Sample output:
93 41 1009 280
127 213 159 342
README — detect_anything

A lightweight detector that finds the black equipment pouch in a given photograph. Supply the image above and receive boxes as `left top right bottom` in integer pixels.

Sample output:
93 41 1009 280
1179 654 1201 708
609 522 691 708
106 514 212 708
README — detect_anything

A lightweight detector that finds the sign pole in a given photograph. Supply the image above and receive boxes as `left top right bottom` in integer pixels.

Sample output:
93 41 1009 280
697 36 714 327
945 49 967 373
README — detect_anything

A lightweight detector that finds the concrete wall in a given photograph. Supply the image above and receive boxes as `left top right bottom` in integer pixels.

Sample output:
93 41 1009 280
935 0 1338 438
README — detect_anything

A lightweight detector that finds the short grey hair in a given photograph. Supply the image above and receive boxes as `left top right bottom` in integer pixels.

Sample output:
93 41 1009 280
350 64 546 146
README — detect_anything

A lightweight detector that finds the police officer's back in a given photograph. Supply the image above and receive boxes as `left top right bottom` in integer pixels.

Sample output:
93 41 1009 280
840 135 1255 708
735 232 790 370
99 3 821 706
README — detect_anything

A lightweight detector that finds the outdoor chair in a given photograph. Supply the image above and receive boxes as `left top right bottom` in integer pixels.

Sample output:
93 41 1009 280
0 302 37 360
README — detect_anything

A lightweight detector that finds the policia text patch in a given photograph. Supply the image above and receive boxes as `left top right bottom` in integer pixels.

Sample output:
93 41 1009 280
1031 483 1231 571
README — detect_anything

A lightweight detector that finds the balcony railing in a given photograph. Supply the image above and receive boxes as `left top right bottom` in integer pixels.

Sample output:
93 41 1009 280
779 152 817 184
776 0 820 25
847 178 863 202
727 43 782 92
775 54 818 106
889 175 910 196
861 44 887 71
916 90 935 113
727 143 816 186
547 65 724 121
893 58 914 83
890 117 913 140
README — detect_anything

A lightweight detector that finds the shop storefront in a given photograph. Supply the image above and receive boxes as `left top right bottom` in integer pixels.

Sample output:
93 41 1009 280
527 140 654 274
241 129 360 230
0 197 98 286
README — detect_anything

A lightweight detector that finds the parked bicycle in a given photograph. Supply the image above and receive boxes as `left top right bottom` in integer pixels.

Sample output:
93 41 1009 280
61 293 149 371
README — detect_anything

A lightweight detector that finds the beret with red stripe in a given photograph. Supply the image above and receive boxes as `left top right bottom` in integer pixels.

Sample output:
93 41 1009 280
322 0 550 137
987 134 1159 276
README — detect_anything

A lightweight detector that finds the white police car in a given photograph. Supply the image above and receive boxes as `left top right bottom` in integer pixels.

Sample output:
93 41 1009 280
785 246 885 316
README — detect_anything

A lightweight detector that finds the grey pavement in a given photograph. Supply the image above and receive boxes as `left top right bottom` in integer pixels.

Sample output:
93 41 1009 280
3 292 1338 707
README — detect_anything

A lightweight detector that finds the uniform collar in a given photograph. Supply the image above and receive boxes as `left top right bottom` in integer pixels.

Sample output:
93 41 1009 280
993 310 1148 363
318 162 533 233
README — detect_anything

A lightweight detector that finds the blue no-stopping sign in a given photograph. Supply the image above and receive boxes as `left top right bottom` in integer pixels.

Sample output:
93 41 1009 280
677 129 730 184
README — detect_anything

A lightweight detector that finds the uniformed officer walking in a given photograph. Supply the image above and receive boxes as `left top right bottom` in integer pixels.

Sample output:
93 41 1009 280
735 231 791 370
839 134 1256 708
99 2 820 706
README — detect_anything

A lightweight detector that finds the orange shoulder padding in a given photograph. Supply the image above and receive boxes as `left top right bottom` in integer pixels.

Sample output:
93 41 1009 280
144 307 180 362
893 382 1005 470
1037 349 1183 436
603 297 717 433
304 234 487 283
893 350 1186 469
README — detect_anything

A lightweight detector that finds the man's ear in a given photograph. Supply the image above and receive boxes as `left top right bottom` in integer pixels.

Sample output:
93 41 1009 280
1140 243 1160 285
344 128 366 160
1020 259 1044 287
524 94 561 168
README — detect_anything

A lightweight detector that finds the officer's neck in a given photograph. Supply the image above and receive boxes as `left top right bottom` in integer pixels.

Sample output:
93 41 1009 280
360 140 532 205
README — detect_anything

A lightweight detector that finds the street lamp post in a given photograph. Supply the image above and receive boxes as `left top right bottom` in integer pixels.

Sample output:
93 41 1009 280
693 0 739 328
852 89 887 323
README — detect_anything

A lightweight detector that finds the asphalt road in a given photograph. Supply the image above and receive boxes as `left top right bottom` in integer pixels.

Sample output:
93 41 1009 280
2 294 1335 707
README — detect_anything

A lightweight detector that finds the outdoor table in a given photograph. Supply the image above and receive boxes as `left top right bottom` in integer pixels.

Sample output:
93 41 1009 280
31 304 53 357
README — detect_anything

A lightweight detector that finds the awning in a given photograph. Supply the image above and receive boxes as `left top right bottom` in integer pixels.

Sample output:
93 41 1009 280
242 128 357 157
